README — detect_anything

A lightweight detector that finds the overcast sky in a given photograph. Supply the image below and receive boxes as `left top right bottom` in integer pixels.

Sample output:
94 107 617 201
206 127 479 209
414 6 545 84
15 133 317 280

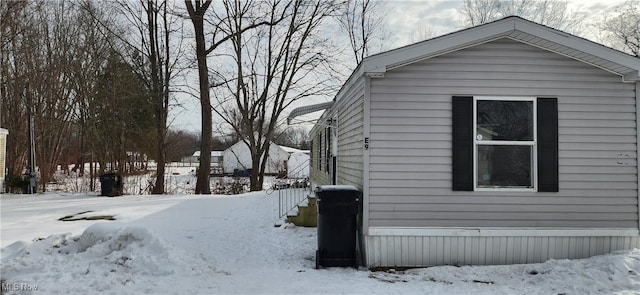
170 0 630 133
382 0 627 47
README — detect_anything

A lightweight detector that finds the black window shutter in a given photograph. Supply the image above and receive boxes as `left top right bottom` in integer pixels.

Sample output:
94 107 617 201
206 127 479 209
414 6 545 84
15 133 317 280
537 98 559 192
318 132 322 170
452 96 474 191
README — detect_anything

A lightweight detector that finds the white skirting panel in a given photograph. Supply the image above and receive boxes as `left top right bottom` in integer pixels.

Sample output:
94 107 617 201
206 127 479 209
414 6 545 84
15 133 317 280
364 234 640 267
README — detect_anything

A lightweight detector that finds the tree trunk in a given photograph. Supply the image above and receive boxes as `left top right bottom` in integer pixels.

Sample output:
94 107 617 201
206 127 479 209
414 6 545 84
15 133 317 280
152 127 166 194
78 127 85 177
250 156 261 191
148 0 166 194
187 2 213 194
89 157 94 191
253 142 271 192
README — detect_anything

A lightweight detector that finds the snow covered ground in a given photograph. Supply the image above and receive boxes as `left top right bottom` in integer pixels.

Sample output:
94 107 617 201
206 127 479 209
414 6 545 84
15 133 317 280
2 190 640 294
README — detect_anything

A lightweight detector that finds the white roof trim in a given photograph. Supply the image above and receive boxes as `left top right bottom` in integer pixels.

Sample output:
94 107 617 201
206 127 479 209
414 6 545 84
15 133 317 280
361 16 639 81
192 151 223 157
365 20 515 73
279 145 307 154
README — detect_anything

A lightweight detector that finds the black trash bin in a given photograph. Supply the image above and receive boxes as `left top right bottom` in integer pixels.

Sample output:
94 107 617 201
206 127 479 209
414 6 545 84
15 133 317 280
315 185 360 268
20 174 36 194
99 173 122 197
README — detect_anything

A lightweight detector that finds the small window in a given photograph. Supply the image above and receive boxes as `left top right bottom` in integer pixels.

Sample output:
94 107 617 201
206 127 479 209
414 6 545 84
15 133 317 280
474 97 536 190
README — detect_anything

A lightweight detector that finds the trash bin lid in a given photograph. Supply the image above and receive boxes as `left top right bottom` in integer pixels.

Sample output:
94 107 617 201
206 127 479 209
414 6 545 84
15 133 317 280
317 185 359 191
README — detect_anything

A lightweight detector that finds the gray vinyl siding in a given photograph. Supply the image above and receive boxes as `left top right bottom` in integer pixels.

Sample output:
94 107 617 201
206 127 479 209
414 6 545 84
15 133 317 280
368 38 638 228
310 77 365 189
335 78 365 189
309 125 330 187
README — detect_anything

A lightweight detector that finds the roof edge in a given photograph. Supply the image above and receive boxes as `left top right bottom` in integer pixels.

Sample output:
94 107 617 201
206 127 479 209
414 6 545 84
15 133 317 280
362 17 518 73
360 16 639 77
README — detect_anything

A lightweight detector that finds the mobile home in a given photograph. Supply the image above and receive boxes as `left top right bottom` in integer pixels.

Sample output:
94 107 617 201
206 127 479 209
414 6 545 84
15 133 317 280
293 17 640 267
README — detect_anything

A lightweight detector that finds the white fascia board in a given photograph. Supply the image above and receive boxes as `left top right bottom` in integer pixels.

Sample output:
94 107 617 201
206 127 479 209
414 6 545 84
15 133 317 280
362 19 516 74
514 20 640 75
368 227 640 237
333 65 365 103
624 71 640 82
0 128 7 135
358 16 639 78
309 109 330 134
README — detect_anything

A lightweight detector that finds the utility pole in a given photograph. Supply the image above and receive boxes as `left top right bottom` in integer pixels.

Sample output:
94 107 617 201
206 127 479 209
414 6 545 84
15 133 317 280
25 84 37 194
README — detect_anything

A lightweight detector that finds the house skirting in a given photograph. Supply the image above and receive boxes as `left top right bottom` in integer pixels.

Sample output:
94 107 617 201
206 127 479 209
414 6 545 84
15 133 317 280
364 227 640 267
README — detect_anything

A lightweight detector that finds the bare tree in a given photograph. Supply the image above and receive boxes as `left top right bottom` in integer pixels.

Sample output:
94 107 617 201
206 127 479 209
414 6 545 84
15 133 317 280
2 0 158 192
599 1 640 57
1 1 83 191
273 126 311 150
458 0 584 34
410 24 437 43
335 0 387 65
185 0 214 194
1 0 33 182
459 0 500 26
33 2 86 190
97 0 187 194
185 0 273 194
214 0 340 191
165 129 199 162
140 0 179 193
71 0 121 189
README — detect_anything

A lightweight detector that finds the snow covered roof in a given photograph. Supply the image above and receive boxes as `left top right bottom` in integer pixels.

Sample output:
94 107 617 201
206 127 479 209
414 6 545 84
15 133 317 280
279 146 309 154
192 151 223 157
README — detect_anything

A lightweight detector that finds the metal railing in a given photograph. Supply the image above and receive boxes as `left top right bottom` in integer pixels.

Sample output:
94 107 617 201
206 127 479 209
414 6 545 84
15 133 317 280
277 159 311 218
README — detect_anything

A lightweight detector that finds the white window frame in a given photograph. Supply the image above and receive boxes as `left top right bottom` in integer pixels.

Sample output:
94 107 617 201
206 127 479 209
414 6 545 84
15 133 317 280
473 96 537 192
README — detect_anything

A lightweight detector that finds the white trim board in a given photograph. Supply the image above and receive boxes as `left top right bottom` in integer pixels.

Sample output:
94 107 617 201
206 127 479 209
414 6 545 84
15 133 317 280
368 227 640 237
362 76 372 236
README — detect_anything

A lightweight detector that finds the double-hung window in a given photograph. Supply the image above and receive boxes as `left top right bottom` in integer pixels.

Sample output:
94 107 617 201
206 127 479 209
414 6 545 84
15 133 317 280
474 97 535 190
453 96 558 192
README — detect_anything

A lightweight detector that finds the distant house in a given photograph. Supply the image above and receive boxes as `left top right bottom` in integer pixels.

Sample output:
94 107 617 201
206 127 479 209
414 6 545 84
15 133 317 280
185 151 224 174
0 128 7 193
192 151 224 163
278 145 311 178
287 151 310 178
291 17 640 267
180 154 198 164
223 141 290 175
